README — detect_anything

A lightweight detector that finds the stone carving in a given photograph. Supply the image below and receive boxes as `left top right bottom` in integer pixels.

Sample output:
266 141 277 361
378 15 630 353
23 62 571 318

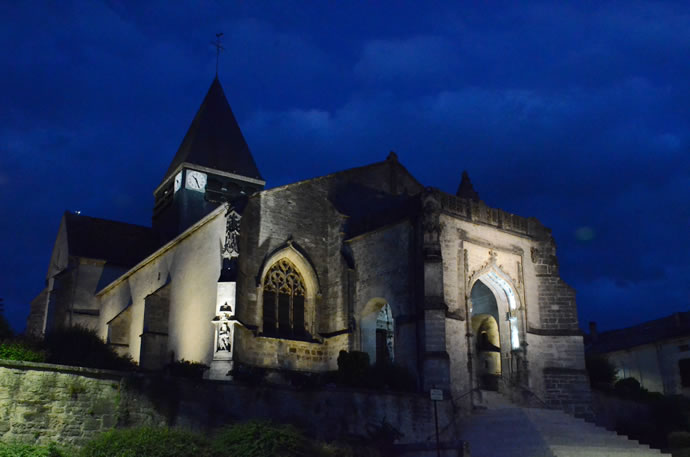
422 198 442 234
217 322 232 352
530 247 538 263
264 259 305 297
222 204 242 260
467 249 519 294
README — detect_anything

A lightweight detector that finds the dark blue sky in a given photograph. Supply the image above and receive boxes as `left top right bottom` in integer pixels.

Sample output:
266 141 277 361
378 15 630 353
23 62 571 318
1 1 689 333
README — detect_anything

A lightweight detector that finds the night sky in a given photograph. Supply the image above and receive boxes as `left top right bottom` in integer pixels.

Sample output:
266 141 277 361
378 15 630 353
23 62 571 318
2 1 689 333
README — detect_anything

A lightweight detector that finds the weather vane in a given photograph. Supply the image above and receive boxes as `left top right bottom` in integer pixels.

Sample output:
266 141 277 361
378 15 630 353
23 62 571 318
212 32 224 77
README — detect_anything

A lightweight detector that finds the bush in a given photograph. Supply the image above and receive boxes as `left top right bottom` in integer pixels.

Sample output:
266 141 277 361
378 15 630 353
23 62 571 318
337 350 370 387
669 431 690 450
614 377 645 399
336 351 416 391
585 354 617 389
78 427 210 457
44 326 136 371
0 340 46 362
311 442 381 457
0 442 69 457
211 421 311 457
165 359 209 379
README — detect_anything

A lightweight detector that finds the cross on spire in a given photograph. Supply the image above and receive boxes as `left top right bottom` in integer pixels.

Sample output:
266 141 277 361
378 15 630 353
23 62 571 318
212 32 224 77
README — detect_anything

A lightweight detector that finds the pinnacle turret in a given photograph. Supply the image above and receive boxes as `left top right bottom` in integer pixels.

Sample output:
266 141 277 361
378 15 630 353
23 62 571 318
456 170 480 201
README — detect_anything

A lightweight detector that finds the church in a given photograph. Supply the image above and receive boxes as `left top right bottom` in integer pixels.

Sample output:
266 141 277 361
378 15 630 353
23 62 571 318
27 77 591 416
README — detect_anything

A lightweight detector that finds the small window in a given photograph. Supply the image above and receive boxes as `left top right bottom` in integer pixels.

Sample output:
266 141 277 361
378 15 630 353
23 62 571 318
679 359 690 387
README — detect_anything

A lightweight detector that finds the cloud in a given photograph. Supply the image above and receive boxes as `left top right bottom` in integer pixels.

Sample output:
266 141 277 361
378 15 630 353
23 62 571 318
354 36 461 85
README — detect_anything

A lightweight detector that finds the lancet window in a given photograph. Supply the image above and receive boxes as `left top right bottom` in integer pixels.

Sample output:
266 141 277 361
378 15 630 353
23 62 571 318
375 303 394 364
262 259 306 338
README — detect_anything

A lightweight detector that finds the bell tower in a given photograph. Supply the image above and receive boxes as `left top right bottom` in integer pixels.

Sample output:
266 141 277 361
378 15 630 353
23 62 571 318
152 77 265 243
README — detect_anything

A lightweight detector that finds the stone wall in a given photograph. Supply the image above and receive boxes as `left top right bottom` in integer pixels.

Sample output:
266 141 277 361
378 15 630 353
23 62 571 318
235 327 348 371
0 360 457 448
542 367 592 418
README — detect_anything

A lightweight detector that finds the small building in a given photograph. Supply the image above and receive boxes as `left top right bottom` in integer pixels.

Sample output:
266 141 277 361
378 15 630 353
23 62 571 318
586 312 690 395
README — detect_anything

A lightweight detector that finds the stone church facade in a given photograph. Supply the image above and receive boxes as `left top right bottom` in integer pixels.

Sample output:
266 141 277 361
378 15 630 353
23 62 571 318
28 77 591 415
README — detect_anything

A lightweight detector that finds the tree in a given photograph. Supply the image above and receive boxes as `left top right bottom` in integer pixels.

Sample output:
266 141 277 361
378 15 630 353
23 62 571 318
585 353 617 389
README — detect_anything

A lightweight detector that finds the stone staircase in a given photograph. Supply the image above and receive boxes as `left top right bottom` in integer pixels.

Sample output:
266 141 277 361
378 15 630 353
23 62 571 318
458 391 670 457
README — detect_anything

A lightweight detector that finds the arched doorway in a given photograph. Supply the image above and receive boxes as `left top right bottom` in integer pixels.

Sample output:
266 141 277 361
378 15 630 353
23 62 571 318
359 299 395 365
375 303 394 365
469 269 523 392
470 281 502 390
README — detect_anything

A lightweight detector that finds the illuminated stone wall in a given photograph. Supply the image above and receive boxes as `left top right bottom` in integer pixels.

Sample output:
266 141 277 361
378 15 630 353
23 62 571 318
436 190 590 414
234 159 423 374
0 360 456 448
347 221 418 377
235 327 348 371
98 208 226 365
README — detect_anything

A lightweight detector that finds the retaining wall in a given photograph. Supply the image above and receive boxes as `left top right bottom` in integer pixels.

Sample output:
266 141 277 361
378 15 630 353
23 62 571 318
0 360 458 449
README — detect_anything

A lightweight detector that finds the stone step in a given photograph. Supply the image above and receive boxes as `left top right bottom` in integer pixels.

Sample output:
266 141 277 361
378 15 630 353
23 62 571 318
457 392 671 457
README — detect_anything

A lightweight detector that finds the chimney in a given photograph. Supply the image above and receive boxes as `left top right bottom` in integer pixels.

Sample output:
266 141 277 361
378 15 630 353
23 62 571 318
589 321 598 342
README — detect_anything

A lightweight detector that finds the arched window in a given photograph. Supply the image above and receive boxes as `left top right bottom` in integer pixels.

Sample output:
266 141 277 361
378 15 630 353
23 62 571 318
375 303 394 364
262 259 306 338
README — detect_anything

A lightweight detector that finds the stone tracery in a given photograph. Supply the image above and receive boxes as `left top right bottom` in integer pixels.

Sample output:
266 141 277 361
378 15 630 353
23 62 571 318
262 258 307 337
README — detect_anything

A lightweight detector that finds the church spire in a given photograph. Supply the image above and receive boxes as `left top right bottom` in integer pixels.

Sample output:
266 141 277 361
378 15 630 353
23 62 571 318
158 77 263 189
456 170 480 201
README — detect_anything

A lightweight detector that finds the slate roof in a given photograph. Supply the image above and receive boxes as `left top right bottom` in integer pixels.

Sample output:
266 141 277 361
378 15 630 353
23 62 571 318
586 311 690 354
64 212 159 268
329 181 416 239
159 77 263 187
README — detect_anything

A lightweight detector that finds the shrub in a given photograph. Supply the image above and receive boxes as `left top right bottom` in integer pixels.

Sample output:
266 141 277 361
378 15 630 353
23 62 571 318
337 350 370 387
78 427 210 457
211 421 311 457
166 359 209 379
669 431 690 450
0 442 69 457
614 377 645 399
311 442 381 457
336 350 416 391
44 326 136 371
585 354 617 389
0 340 46 362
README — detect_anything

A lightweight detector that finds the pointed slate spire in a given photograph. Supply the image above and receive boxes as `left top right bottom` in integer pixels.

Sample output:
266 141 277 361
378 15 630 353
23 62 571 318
159 77 263 188
456 170 480 201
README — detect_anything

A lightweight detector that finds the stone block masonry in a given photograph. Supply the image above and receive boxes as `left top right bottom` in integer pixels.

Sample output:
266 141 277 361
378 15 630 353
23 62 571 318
0 359 458 447
543 367 593 419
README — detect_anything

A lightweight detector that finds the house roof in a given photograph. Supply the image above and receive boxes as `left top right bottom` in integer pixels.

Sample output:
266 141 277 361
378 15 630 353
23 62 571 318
64 212 159 268
586 311 690 354
159 77 262 187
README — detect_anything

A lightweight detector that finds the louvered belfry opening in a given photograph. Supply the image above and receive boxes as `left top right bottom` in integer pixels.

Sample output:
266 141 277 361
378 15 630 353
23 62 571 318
262 259 306 338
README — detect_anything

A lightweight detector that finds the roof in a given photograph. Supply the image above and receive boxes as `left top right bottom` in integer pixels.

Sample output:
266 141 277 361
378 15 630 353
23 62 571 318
64 212 159 268
586 311 690 354
329 182 416 239
159 77 262 187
